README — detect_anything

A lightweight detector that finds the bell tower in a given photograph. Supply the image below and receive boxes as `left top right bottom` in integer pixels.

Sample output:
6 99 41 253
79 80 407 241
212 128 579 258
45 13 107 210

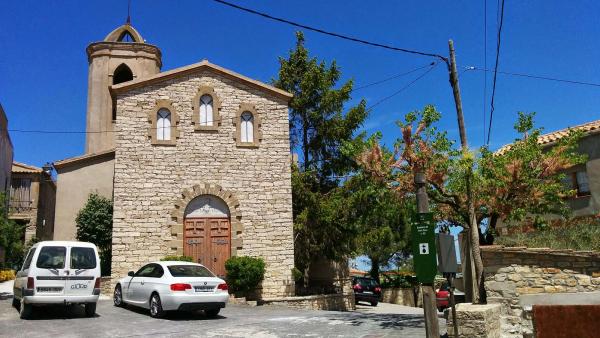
84 23 162 153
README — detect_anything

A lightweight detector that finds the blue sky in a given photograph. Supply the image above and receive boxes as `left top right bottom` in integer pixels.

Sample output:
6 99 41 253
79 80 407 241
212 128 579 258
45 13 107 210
2 0 599 167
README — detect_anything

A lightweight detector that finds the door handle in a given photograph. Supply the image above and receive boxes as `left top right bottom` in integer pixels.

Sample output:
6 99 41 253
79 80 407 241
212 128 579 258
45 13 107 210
213 257 217 262
140 281 145 285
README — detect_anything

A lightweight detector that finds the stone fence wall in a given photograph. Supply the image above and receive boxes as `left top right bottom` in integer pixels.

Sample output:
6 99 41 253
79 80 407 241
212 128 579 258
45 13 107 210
381 287 422 307
481 246 600 337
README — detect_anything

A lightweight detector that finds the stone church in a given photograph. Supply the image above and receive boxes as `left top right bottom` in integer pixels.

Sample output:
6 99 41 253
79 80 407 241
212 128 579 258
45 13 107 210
53 23 295 297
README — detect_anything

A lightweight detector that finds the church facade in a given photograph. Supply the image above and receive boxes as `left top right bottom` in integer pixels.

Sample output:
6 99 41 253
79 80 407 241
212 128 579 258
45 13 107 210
53 24 295 297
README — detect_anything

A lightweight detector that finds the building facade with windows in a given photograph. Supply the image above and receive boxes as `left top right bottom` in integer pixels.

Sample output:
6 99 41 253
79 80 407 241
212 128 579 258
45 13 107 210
497 119 600 234
0 104 12 196
52 23 295 297
9 162 56 242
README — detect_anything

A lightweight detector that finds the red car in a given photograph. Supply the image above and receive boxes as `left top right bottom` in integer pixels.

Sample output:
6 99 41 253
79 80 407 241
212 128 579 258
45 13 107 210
435 282 450 311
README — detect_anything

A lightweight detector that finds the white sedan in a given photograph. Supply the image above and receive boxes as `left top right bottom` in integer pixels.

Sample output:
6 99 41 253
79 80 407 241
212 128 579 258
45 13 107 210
113 261 229 318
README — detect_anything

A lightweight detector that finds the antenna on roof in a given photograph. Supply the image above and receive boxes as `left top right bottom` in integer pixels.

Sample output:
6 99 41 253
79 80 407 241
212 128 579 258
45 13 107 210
126 0 132 24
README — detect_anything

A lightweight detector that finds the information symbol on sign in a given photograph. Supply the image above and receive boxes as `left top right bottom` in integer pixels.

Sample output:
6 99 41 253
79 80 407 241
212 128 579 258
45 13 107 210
419 243 429 255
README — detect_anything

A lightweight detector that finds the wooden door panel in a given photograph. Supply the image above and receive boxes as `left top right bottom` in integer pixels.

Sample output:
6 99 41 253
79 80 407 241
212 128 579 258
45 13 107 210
183 218 231 277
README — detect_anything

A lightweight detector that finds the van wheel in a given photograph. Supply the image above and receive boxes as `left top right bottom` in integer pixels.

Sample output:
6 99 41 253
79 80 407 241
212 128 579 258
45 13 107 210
370 301 378 307
12 297 19 308
149 293 165 318
19 298 32 319
113 285 124 307
205 308 220 318
85 303 97 317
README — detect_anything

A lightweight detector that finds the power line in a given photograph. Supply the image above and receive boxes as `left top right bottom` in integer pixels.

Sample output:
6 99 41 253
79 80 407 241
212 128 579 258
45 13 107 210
354 63 435 91
468 66 600 88
483 0 488 145
487 0 505 145
366 63 438 111
210 0 447 61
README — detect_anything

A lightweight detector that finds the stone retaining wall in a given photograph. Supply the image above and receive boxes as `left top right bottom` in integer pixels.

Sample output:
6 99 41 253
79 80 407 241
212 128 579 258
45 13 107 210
381 287 421 307
259 293 355 311
481 246 600 337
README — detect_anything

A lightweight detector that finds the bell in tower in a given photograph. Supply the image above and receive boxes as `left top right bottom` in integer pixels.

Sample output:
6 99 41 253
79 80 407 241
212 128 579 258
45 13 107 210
84 23 162 153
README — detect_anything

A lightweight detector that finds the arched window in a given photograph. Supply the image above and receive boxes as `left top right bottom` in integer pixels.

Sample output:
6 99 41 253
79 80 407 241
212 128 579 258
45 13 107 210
240 112 254 143
113 64 133 85
156 109 171 141
199 95 213 126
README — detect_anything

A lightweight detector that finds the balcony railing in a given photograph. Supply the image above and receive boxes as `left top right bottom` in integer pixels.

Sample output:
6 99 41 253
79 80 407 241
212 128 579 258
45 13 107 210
9 200 33 214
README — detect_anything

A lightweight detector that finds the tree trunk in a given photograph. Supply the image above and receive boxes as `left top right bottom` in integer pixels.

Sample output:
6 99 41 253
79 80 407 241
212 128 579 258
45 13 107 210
369 256 380 282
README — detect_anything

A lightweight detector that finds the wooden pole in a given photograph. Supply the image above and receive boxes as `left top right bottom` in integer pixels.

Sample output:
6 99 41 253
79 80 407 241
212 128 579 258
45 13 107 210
414 172 440 338
447 39 484 303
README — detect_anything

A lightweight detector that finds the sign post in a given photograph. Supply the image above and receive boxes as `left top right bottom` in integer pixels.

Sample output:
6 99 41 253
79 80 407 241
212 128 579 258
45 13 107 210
411 212 437 283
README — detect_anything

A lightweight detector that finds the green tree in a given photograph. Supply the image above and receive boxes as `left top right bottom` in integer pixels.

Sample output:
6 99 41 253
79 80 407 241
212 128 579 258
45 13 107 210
0 193 26 269
76 193 113 275
274 32 368 280
358 107 585 302
346 172 412 281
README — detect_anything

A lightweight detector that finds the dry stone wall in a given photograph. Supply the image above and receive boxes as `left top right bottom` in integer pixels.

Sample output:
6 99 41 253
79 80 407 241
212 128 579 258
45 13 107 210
111 69 294 297
481 246 600 337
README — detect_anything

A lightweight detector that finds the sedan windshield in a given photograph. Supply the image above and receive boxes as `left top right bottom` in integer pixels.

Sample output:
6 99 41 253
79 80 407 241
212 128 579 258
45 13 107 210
168 265 214 277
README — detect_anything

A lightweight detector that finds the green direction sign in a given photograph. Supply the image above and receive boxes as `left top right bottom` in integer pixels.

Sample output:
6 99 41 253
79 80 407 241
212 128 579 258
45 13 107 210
411 212 437 283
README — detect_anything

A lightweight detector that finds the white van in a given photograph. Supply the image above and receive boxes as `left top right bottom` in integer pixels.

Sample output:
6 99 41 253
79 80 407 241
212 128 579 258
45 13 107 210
13 241 102 319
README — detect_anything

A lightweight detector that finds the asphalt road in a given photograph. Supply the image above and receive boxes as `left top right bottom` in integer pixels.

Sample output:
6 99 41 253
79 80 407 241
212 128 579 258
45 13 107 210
0 297 446 337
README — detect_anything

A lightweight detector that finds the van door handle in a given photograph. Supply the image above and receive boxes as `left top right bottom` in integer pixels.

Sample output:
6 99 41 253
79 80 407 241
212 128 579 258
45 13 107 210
140 281 145 285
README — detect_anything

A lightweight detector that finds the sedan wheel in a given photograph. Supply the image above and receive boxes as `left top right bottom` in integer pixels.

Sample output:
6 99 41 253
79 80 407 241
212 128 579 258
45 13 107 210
149 293 165 318
113 285 124 307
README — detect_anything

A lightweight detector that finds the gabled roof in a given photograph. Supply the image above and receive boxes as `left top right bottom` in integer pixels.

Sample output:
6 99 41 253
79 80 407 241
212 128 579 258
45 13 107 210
497 118 600 154
109 59 293 102
12 161 42 173
537 119 600 145
53 149 115 169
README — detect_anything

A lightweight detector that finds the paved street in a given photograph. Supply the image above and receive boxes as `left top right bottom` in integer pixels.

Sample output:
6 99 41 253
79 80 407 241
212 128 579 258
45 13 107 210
0 297 446 337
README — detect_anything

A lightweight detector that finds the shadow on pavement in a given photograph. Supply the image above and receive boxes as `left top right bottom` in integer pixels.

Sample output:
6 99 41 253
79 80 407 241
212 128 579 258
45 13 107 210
18 304 101 320
117 304 226 321
321 312 426 330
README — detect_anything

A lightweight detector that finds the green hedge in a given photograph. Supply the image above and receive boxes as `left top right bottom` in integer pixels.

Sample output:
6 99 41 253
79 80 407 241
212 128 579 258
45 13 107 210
225 256 265 294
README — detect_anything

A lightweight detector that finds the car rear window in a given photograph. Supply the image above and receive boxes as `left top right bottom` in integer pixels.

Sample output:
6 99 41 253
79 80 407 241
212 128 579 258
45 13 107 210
70 247 96 269
168 265 214 277
36 246 66 269
356 278 379 287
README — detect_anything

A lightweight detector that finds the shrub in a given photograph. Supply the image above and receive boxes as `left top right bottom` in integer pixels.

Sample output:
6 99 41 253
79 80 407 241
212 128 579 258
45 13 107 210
161 255 193 262
497 218 600 251
225 256 265 295
291 267 303 282
0 269 16 282
75 193 113 275
380 273 418 289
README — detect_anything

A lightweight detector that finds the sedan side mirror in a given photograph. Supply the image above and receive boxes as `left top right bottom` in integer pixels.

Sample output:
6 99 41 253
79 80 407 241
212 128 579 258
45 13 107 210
127 271 135 277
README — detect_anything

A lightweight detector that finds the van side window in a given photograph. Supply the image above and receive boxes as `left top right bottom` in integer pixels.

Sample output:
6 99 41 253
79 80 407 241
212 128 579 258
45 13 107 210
36 246 66 269
21 248 36 271
71 247 97 270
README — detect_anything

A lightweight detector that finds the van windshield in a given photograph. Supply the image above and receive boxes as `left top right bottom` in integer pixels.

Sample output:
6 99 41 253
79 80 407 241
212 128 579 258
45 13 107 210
71 247 96 270
36 246 66 269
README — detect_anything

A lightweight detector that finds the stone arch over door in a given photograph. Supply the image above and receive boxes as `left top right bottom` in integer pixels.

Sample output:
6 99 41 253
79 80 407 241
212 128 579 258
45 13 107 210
169 183 243 257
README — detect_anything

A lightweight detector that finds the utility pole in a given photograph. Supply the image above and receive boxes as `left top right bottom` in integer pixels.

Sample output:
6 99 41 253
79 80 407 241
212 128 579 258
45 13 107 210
446 40 483 303
414 172 440 338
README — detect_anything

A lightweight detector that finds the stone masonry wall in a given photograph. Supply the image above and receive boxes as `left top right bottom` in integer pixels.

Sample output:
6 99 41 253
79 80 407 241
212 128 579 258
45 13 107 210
111 69 294 298
481 246 600 337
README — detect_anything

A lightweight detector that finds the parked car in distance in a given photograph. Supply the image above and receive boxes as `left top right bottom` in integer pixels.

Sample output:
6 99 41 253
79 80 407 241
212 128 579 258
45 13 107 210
436 282 450 311
352 276 382 306
113 261 229 318
13 241 101 319
436 281 465 312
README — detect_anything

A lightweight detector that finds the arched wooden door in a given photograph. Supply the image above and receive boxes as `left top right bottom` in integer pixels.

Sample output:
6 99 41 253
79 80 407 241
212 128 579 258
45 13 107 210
183 195 231 277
